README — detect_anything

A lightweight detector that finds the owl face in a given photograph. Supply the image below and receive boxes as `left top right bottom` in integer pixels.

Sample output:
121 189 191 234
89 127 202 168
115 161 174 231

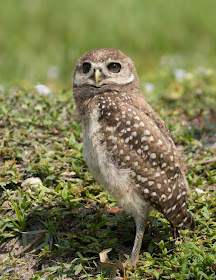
73 48 139 94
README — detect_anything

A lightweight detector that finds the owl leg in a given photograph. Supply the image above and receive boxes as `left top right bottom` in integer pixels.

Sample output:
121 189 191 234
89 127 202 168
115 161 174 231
128 216 148 269
172 226 180 239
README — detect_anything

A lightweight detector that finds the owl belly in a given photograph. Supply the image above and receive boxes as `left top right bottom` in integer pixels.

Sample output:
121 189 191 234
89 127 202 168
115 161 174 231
81 110 149 219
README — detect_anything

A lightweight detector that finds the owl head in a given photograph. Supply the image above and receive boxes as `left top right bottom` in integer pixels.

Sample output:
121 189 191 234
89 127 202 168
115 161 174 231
73 48 140 101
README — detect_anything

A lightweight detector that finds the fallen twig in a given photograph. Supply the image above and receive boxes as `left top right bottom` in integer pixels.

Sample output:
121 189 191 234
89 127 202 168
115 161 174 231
14 232 46 257
186 157 216 167
203 185 216 191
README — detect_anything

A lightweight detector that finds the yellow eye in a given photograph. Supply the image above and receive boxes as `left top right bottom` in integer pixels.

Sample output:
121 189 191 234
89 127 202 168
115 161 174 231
107 62 121 73
82 62 91 74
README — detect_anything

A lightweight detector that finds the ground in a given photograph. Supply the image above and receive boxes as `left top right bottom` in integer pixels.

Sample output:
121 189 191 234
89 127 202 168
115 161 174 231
0 1 216 279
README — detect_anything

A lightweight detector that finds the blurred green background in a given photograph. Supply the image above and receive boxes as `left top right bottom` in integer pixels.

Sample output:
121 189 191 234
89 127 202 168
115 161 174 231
0 0 216 87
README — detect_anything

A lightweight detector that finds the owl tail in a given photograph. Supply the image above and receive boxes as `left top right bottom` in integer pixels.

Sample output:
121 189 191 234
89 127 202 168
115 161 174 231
171 211 195 239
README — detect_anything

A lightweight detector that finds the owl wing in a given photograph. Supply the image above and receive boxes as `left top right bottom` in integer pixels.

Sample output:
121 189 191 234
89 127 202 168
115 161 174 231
132 93 191 194
98 91 194 229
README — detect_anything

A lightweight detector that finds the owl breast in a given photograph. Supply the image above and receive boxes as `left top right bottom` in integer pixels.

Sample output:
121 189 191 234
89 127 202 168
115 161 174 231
81 104 150 218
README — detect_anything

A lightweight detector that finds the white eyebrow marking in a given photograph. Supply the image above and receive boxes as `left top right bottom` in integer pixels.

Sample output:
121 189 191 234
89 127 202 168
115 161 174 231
110 73 134 85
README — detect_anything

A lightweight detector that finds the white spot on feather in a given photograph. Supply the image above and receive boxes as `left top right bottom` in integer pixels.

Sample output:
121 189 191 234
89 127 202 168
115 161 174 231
150 153 156 159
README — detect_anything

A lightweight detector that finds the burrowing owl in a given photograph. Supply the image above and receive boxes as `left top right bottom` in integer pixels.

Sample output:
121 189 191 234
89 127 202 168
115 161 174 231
73 48 195 267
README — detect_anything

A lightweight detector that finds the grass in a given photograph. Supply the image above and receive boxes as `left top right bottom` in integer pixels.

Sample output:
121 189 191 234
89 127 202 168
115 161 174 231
0 65 216 279
0 1 216 279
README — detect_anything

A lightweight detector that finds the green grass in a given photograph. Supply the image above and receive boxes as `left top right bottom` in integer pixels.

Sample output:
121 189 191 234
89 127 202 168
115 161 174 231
0 66 216 279
0 1 216 279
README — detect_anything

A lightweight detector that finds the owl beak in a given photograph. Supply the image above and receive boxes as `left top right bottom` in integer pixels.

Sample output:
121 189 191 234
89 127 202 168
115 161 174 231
94 69 102 84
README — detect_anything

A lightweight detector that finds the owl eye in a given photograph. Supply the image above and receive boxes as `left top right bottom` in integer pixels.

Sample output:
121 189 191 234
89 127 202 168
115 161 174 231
107 62 121 73
82 62 91 74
